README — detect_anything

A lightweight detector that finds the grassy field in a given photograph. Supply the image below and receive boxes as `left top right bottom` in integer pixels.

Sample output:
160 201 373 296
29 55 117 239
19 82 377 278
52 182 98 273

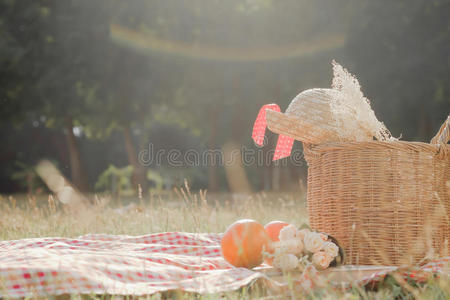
0 189 448 299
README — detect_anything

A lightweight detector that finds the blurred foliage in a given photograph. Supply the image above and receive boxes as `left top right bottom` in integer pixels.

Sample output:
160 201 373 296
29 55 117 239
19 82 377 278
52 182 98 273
11 161 48 194
0 0 448 193
146 169 164 191
95 164 134 197
347 0 450 140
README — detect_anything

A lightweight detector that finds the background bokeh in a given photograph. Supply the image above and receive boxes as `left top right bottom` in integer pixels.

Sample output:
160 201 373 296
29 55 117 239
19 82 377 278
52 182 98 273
1 0 449 195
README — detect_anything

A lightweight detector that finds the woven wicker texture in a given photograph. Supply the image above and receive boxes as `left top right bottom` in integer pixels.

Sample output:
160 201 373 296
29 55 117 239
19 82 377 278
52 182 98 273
303 116 450 265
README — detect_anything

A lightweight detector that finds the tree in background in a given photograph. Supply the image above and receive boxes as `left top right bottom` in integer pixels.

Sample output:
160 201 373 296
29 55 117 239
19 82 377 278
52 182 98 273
1 0 447 194
346 0 450 141
80 1 185 193
0 0 110 192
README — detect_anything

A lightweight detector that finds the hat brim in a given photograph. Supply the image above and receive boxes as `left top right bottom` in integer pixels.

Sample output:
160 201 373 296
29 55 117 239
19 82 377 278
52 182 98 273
266 109 338 144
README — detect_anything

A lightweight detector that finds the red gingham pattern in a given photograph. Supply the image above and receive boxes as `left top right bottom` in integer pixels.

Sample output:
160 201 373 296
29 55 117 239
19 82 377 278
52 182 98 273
0 233 262 297
252 104 295 160
0 233 448 297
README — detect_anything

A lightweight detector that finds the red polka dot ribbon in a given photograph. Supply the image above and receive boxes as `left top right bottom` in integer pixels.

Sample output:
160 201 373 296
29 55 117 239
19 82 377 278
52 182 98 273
252 104 295 161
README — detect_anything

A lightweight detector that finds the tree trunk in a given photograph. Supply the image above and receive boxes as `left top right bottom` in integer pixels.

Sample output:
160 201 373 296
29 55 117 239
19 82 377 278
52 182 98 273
419 110 433 141
123 124 148 193
222 108 252 193
272 162 280 191
208 107 219 192
223 142 252 194
64 117 89 192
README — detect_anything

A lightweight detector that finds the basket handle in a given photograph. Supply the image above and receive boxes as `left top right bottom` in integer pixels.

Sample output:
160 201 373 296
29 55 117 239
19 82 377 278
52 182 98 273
430 115 450 145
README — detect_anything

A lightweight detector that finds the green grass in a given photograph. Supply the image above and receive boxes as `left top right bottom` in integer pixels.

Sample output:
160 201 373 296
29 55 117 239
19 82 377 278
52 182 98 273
0 190 448 299
0 190 308 239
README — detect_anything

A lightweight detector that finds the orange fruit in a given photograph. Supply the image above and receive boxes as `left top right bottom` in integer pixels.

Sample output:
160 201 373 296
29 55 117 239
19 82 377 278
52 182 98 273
264 220 290 265
264 221 290 242
221 219 271 268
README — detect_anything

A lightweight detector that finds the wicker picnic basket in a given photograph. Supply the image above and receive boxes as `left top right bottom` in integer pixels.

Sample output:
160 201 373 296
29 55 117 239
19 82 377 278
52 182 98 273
302 116 450 265
263 62 449 265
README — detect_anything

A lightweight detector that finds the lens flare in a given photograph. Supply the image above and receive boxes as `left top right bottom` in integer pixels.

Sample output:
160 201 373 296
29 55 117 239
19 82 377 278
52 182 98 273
110 24 345 62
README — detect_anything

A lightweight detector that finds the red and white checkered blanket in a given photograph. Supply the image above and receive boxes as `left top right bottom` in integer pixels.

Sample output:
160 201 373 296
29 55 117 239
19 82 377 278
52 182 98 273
0 233 448 297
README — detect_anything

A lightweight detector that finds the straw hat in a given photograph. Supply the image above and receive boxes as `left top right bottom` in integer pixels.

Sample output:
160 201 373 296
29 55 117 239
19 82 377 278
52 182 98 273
266 88 357 144
265 61 392 144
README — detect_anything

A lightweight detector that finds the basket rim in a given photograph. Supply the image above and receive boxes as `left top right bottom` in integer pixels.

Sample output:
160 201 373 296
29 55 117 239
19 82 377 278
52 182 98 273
305 140 449 157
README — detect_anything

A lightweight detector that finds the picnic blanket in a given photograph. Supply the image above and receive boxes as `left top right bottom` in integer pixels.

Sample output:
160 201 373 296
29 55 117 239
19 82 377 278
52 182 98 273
0 233 448 297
